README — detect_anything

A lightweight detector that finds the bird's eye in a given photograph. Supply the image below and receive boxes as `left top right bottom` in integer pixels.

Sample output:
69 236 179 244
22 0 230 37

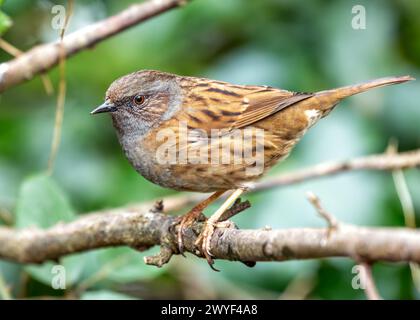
133 94 146 106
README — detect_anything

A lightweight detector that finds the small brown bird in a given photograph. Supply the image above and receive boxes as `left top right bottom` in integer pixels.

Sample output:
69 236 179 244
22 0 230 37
91 70 413 267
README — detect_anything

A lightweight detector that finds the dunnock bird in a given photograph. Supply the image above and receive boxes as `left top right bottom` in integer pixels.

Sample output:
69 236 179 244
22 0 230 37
92 70 413 267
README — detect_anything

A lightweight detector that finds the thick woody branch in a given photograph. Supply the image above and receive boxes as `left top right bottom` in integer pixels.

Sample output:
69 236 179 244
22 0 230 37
1 203 420 266
0 148 419 266
0 0 189 92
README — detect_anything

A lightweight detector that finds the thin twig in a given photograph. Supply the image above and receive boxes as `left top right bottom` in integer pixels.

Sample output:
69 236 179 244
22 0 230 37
0 38 53 95
59 0 74 41
0 0 190 92
388 142 417 228
306 192 338 229
256 148 420 192
47 0 73 174
358 262 382 300
219 198 251 222
307 193 381 300
388 141 420 291
393 170 417 227
0 38 21 56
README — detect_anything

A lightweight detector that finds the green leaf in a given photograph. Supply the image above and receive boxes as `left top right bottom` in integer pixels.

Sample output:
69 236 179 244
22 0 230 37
14 174 163 288
15 174 75 229
105 248 165 283
0 10 12 36
81 290 137 300
78 247 165 285
25 255 87 288
15 173 85 286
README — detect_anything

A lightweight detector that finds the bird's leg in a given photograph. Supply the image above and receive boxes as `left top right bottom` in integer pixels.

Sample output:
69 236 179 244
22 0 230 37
196 188 246 268
177 190 226 255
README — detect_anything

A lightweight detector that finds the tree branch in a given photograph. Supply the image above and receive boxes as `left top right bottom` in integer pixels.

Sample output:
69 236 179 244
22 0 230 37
256 148 420 192
0 148 419 266
1 200 420 266
358 262 382 300
0 0 189 92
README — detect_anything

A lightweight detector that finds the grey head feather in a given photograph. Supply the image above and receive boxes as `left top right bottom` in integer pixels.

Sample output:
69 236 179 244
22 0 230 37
106 70 183 140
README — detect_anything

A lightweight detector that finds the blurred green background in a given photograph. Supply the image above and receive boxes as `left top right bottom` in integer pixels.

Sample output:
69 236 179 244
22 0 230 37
0 0 419 299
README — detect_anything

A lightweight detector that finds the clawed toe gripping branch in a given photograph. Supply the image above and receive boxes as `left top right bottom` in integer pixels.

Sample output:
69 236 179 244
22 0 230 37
144 198 251 269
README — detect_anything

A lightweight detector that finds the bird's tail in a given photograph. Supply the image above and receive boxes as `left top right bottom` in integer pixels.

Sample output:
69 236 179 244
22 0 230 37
310 75 414 114
318 75 414 99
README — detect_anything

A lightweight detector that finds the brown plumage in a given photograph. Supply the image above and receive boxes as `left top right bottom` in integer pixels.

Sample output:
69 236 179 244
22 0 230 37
92 70 414 268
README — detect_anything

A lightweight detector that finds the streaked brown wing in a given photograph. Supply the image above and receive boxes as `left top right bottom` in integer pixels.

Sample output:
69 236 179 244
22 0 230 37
177 77 313 133
232 88 313 129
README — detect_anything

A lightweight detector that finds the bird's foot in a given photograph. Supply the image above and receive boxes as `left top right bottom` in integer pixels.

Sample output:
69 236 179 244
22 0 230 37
174 191 226 256
195 220 236 271
175 207 204 256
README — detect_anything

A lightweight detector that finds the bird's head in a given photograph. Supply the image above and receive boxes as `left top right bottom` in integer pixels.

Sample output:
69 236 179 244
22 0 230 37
91 70 182 135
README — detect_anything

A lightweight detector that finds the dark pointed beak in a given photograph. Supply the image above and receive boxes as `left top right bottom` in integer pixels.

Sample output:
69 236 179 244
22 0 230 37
90 100 117 115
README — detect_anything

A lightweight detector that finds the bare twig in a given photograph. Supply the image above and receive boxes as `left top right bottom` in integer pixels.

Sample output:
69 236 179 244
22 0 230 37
0 0 190 93
388 142 420 291
219 198 251 222
0 38 53 95
256 148 420 192
306 192 338 229
40 74 54 96
47 0 73 175
59 0 74 40
144 245 174 268
0 38 22 57
388 142 417 229
393 169 417 227
358 262 382 300
306 193 382 300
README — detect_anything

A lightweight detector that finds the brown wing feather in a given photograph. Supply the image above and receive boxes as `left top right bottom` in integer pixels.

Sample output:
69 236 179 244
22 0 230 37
176 77 313 133
233 88 313 129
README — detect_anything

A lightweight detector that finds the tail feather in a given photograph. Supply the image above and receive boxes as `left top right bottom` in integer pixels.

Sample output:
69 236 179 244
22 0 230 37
318 75 414 100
